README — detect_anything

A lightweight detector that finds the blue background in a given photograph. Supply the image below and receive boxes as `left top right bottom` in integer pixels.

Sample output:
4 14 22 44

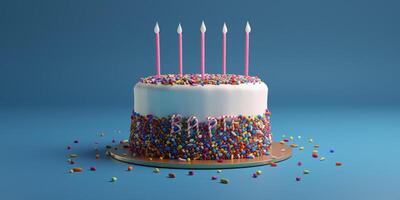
1 0 399 200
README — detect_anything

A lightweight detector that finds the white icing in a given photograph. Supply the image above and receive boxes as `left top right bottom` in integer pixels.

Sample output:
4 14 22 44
222 23 228 33
245 21 251 33
200 21 206 33
154 22 160 33
134 82 268 121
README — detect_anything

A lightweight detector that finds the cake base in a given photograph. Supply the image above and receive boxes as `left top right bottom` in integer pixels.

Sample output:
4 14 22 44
107 142 291 169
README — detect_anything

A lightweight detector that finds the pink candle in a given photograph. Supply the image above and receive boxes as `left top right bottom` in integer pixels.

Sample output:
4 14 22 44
154 22 161 78
222 23 227 75
245 22 251 77
177 24 183 78
200 21 206 79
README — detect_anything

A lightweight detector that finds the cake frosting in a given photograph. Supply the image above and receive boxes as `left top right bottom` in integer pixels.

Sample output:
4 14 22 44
134 78 268 120
129 74 272 160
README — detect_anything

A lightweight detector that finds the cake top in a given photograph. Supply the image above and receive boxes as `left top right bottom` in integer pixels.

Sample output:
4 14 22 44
140 74 261 86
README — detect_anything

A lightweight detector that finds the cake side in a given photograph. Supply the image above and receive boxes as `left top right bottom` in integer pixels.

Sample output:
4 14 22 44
129 110 271 160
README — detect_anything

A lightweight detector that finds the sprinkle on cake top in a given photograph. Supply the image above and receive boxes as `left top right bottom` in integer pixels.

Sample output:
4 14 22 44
140 74 262 86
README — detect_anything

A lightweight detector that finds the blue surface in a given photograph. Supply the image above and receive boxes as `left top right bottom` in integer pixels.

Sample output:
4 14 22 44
1 106 399 200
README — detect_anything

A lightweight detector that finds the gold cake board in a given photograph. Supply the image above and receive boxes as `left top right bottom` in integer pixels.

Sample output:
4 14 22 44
107 142 291 169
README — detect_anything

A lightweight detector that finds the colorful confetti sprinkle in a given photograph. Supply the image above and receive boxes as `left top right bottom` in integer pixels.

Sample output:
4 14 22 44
220 178 229 184
140 74 262 86
168 173 176 178
68 154 78 158
72 168 83 172
129 110 272 160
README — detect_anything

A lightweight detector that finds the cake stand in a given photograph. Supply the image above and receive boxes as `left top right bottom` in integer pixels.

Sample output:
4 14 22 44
107 142 292 169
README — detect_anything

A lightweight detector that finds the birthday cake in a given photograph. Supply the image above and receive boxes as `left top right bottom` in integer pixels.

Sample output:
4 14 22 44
129 21 270 161
129 74 271 160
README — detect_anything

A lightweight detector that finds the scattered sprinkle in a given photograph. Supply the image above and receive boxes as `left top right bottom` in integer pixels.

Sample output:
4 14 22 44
289 136 294 140
188 171 194 176
297 161 302 166
90 167 96 171
320 157 326 161
220 178 229 184
270 162 277 167
299 146 304 150
336 162 342 166
72 168 83 172
67 146 71 150
211 176 218 180
303 169 311 174
74 140 79 144
256 170 262 175
111 176 117 182
308 139 313 143
217 170 222 173
68 154 78 158
296 177 301 181
168 173 176 178
330 149 335 153
252 173 258 178
153 168 160 173
127 166 134 171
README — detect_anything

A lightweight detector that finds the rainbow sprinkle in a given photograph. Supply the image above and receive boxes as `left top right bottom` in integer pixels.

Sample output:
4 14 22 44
140 74 262 86
129 110 272 160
